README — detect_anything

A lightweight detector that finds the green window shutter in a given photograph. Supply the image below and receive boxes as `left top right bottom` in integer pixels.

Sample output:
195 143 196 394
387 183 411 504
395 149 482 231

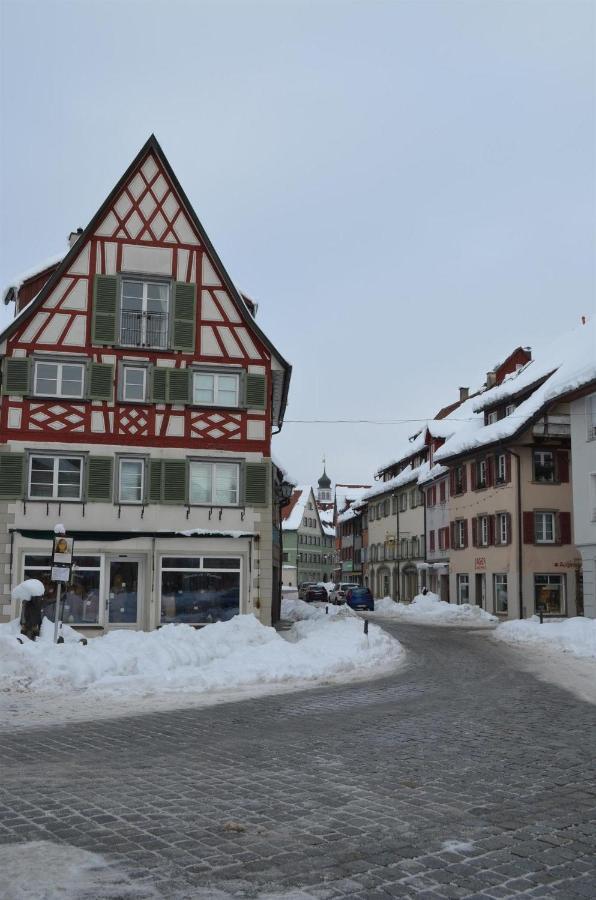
86 457 113 502
245 373 266 410
149 460 163 503
151 367 167 402
244 461 269 507
162 460 187 504
92 275 118 345
88 362 114 401
2 358 31 395
0 453 25 499
171 282 196 351
167 369 190 405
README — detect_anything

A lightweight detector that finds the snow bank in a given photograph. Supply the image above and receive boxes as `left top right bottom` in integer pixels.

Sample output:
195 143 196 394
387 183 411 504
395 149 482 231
281 596 355 621
0 610 401 698
371 592 497 626
494 616 596 660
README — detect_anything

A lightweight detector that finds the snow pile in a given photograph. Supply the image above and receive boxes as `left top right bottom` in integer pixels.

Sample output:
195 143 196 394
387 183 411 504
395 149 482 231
11 579 45 602
281 596 355 621
371 592 497 626
494 616 596 660
0 610 400 697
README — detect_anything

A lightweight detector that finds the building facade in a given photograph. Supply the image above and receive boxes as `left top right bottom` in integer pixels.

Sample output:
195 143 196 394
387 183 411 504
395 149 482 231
570 387 596 617
281 486 334 585
0 136 291 633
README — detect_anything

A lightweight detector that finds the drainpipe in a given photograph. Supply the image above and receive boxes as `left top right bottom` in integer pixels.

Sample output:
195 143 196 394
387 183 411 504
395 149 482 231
393 492 401 603
507 448 524 619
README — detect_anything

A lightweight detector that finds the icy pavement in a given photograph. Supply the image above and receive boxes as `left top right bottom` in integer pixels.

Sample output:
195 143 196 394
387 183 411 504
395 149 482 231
0 621 594 898
0 605 403 732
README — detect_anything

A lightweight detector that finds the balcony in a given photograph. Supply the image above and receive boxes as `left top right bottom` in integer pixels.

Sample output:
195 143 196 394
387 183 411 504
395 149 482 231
120 311 168 349
532 414 570 438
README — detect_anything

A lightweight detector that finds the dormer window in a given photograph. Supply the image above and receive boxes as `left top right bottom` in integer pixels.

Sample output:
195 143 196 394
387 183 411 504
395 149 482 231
487 411 498 425
505 404 515 417
120 279 169 349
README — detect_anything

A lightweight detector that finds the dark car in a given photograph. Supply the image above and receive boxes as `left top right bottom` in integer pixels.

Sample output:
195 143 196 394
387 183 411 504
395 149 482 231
304 584 328 603
346 586 374 612
298 582 317 600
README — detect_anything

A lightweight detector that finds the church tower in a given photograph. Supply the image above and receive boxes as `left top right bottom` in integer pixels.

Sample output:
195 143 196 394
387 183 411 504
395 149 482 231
317 459 333 505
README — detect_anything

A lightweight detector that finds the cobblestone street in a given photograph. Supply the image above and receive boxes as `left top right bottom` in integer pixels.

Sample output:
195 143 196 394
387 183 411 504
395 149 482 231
1 622 595 899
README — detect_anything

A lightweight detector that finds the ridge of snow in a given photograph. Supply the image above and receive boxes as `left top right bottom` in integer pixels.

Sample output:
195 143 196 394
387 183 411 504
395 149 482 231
2 253 64 303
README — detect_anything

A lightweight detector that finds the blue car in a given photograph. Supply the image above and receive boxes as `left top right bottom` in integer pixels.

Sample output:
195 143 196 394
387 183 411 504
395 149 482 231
345 586 374 612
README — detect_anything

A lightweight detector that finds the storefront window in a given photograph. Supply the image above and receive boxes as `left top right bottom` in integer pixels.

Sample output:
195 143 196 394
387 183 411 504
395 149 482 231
457 573 469 604
24 555 101 625
161 556 241 625
534 574 565 615
494 574 508 614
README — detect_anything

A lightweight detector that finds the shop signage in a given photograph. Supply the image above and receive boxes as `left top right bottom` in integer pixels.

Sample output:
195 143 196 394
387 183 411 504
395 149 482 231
475 557 486 570
52 535 74 566
553 559 581 569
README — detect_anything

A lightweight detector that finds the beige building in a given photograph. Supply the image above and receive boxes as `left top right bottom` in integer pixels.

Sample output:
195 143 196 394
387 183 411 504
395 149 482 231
434 325 596 620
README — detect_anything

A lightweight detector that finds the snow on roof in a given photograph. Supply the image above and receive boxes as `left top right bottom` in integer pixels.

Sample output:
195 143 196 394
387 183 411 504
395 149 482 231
335 484 370 514
362 462 425 502
337 507 357 524
2 253 64 304
417 462 449 486
435 319 596 462
318 507 334 524
281 485 313 531
374 394 480 476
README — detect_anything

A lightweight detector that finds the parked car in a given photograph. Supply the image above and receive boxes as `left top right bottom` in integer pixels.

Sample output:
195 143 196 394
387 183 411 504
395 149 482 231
298 582 317 600
346 586 374 612
304 584 328 603
328 582 360 604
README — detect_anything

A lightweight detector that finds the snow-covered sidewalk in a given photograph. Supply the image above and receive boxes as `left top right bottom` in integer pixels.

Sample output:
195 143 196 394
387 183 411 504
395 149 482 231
494 616 596 659
0 602 403 731
370 592 498 627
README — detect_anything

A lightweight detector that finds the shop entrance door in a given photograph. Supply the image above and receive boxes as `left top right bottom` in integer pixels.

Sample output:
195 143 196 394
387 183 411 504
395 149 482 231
475 573 486 609
107 557 142 628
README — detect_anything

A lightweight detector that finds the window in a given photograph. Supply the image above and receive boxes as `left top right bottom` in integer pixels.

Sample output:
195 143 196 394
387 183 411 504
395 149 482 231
505 404 515 417
25 554 101 625
533 450 555 483
410 489 417 508
193 371 239 408
494 574 508 614
438 527 447 551
535 511 555 543
439 479 446 503
476 459 487 489
119 458 144 504
122 366 147 402
282 552 288 562
34 360 85 398
29 455 82 500
411 537 419 557
588 395 596 440
487 411 498 425
480 515 489 547
457 574 469 604
189 461 240 505
496 453 507 484
399 494 407 512
161 556 241 625
591 473 596 522
457 519 466 548
429 530 435 552
497 512 509 545
120 279 169 348
534 574 565 615
454 465 465 494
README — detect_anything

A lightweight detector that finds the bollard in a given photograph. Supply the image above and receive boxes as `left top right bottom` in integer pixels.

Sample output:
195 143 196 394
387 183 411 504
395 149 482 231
326 605 329 615
539 611 544 625
364 619 369 635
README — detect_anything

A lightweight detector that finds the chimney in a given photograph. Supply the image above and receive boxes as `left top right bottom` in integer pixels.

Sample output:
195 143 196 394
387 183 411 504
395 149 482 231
68 227 84 248
459 387 469 402
486 371 497 388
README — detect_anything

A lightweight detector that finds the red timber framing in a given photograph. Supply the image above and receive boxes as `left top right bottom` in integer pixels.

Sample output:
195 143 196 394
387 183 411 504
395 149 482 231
1 135 290 454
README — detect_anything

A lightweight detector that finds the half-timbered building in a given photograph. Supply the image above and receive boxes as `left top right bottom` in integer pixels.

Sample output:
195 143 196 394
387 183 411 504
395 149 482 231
0 135 291 634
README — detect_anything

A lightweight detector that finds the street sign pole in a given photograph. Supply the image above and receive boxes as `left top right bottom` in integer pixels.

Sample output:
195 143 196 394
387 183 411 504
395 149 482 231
53 582 62 644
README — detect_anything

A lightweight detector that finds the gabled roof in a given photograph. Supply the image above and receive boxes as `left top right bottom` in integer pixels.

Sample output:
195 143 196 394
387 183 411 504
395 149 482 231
434 319 596 463
281 485 317 531
0 134 292 425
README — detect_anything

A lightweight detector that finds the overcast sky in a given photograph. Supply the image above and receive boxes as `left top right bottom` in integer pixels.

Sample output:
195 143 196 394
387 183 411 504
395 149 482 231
1 0 594 489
